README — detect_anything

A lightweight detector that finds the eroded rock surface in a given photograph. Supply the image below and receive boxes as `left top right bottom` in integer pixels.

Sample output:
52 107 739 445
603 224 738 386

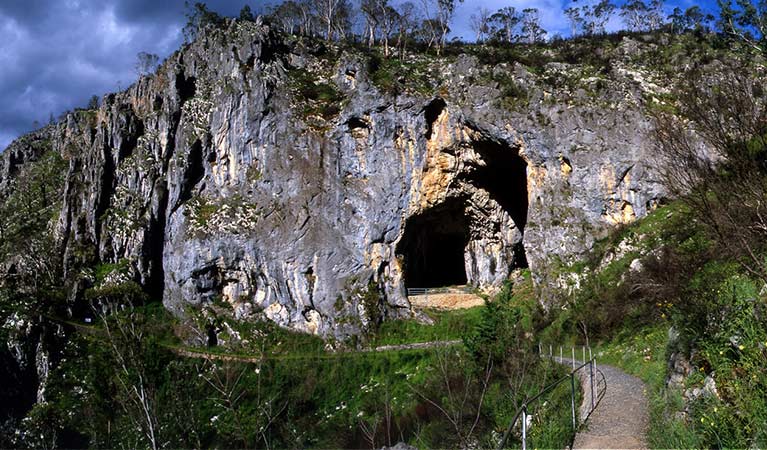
1 23 670 338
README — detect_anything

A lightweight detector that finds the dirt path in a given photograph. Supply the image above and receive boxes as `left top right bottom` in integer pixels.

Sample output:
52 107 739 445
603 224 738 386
363 339 462 352
561 358 650 449
169 340 463 363
408 292 484 310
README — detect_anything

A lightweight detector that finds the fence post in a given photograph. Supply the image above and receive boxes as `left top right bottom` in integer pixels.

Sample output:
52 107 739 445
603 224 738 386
589 347 592 362
590 359 596 411
521 404 528 450
549 344 553 359
570 372 577 431
560 345 563 361
571 347 575 370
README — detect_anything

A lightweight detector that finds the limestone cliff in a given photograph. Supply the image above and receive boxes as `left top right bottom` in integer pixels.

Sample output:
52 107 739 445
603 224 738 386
1 21 671 338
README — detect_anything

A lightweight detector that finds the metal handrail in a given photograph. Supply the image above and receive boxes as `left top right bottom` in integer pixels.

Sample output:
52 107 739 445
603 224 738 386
584 366 607 424
406 286 476 296
496 352 607 450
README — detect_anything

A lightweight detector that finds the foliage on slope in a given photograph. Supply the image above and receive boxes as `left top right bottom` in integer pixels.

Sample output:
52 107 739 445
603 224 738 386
543 67 767 447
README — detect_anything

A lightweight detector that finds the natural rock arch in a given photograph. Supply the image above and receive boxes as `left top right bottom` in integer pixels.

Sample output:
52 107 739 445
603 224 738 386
396 133 528 290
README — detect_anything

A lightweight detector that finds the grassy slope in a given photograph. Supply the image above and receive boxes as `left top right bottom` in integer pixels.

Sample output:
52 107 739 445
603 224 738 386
44 279 574 449
548 202 767 448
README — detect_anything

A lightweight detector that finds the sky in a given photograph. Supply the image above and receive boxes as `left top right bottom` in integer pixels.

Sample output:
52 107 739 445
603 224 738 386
0 0 718 151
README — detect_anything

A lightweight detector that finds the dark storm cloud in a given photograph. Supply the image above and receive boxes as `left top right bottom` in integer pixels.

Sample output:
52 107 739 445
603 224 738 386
0 0 286 150
0 0 188 150
0 0 721 151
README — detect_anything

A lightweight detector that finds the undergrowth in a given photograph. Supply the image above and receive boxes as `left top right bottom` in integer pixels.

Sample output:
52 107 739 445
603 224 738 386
545 199 767 448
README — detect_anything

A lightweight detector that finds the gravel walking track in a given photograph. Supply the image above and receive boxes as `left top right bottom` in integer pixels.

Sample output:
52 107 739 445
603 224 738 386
564 358 650 449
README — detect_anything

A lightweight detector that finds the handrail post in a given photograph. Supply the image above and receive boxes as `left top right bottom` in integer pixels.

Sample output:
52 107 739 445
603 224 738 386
570 372 577 431
590 359 596 411
521 404 528 450
594 357 598 380
549 344 552 359
571 347 575 370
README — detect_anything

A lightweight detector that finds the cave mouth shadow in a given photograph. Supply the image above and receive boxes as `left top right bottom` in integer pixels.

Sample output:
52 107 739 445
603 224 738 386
397 136 528 289
467 137 528 235
397 198 469 289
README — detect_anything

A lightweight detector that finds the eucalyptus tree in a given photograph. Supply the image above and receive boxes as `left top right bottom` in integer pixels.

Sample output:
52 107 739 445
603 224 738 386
469 7 492 43
394 1 419 58
718 0 767 51
521 8 546 43
361 0 381 46
669 5 714 33
488 6 521 43
419 0 463 54
620 0 665 31
564 5 584 37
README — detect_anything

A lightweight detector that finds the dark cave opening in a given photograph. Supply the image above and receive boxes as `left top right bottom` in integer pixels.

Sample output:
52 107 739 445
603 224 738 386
175 73 197 104
397 198 470 289
178 139 205 204
424 98 446 140
346 117 369 131
467 137 529 236
397 136 530 289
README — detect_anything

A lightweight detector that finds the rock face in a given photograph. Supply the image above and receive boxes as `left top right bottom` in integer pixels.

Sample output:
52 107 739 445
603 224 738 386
2 22 668 338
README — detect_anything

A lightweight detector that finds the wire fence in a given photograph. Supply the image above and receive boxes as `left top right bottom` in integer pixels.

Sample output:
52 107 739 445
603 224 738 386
496 345 607 450
406 286 476 296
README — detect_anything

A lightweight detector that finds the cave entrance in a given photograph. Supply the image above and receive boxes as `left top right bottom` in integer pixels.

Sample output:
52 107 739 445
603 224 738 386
397 198 469 289
468 137 528 236
468 136 529 269
398 135 529 290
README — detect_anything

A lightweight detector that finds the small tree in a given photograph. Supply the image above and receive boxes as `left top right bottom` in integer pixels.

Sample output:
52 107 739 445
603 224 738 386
239 5 255 21
646 0 665 30
378 2 400 56
564 6 584 37
407 347 493 448
87 95 100 110
655 63 767 281
469 7 491 43
91 292 161 450
566 0 615 36
489 6 521 43
360 0 380 47
718 0 767 51
310 0 346 40
135 52 159 76
394 1 419 58
669 6 714 33
620 0 649 31
590 0 617 34
267 1 305 35
419 0 463 54
521 8 546 43
182 1 225 43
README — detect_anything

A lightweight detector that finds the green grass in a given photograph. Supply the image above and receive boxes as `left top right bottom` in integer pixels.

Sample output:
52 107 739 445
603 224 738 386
367 53 439 96
287 67 345 121
368 306 484 347
525 365 583 450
